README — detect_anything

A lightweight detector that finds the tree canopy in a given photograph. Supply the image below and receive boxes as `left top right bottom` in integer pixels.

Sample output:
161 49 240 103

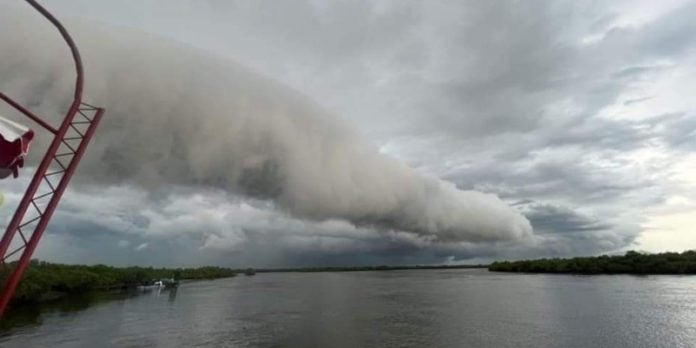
489 250 696 274
0 260 237 303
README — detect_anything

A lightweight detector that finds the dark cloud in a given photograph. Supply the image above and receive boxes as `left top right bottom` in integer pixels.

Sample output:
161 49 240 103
1 0 694 266
523 203 613 234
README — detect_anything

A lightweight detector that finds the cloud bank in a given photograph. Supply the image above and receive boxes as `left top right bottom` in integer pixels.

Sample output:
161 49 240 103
2 0 694 267
0 5 531 244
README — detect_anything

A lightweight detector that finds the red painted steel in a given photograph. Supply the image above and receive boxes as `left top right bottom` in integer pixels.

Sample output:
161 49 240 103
0 0 104 316
0 92 57 134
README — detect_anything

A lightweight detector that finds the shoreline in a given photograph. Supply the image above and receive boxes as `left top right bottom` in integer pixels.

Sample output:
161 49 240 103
489 250 696 275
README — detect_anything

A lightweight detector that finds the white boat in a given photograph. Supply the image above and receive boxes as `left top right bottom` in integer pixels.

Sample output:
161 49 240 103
137 279 178 291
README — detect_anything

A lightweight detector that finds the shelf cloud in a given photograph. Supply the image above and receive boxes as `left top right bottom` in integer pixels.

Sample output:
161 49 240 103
0 7 532 244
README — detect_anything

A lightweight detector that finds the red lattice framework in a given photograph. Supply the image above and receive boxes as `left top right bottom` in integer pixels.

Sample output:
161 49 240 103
0 0 104 315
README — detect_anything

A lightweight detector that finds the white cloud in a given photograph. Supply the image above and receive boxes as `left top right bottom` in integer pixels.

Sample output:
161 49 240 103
0 0 694 266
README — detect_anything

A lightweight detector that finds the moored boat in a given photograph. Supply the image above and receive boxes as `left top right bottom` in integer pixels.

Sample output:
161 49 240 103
137 278 179 290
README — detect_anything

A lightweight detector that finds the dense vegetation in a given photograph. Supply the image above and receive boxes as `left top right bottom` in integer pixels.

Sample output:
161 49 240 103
0 260 236 303
489 250 696 274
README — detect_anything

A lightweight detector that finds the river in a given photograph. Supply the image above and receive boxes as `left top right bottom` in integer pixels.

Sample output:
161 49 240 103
1 269 695 347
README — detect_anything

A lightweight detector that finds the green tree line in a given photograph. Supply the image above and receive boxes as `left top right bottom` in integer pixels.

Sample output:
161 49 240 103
489 250 696 274
0 260 237 303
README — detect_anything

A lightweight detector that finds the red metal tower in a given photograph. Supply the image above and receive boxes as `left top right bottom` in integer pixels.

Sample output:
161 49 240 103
0 0 104 316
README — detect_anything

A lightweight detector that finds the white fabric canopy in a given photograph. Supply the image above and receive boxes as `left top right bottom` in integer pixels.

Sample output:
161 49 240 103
0 115 34 179
0 115 30 142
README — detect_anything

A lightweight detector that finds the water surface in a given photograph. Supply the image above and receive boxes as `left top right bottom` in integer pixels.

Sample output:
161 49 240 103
1 269 695 347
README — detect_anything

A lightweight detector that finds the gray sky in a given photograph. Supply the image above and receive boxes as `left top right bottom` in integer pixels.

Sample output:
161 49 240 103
0 0 695 267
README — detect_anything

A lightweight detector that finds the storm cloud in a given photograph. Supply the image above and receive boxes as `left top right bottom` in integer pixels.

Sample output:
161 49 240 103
0 4 531 246
0 0 695 266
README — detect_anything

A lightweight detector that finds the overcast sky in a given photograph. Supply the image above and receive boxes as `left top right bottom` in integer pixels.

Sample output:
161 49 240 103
0 0 695 267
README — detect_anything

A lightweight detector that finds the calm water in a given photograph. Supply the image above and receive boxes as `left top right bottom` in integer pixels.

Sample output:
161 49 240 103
1 269 695 347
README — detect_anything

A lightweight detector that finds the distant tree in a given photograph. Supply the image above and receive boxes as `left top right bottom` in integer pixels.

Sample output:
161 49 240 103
489 250 696 275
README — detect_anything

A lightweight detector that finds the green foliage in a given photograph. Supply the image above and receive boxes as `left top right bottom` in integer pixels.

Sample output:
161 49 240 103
0 260 237 303
489 250 696 274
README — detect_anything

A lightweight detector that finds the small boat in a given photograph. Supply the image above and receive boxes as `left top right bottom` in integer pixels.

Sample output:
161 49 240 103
137 278 179 290
244 268 256 276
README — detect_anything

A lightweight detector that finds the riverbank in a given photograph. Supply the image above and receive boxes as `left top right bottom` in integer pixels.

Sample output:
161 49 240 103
6 251 694 307
0 260 237 304
4 268 696 347
1 261 489 304
489 250 696 274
